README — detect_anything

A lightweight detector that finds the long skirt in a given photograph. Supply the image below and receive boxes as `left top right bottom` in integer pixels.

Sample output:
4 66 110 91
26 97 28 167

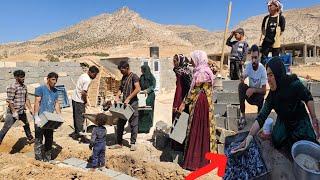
182 91 210 171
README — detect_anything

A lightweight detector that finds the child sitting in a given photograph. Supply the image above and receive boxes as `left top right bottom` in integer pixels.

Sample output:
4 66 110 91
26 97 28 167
89 113 107 169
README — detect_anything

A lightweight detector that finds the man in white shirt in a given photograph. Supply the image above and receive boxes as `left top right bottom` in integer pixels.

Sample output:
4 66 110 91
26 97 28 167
71 66 99 141
238 44 267 129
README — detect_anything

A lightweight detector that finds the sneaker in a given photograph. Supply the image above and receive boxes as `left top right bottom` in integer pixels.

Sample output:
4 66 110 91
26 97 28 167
130 144 137 151
108 144 123 149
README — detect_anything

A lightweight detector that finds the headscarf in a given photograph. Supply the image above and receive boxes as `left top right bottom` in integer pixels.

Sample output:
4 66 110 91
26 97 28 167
268 0 283 13
189 50 215 92
173 54 193 88
266 57 298 91
140 64 156 91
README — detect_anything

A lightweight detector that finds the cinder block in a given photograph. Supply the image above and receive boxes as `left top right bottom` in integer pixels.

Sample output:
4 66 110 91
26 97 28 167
214 103 227 116
4 62 16 67
169 112 189 144
16 62 39 67
309 82 320 97
216 91 239 104
26 72 40 78
226 105 240 118
226 117 239 132
38 111 64 129
216 127 236 144
24 78 39 84
215 115 226 129
218 144 225 155
222 80 240 92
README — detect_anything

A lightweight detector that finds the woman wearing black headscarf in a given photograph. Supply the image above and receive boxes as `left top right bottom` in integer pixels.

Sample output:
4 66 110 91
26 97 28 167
232 57 319 155
139 64 156 133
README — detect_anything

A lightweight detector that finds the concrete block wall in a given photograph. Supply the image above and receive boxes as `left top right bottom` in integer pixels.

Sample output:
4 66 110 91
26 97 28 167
0 61 83 114
0 61 83 94
214 80 241 147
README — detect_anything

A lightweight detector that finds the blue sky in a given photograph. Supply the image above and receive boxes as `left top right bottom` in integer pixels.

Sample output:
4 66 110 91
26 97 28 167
0 0 319 44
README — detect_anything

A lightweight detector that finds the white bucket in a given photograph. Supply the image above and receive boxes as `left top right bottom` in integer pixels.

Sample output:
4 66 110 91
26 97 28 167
262 118 273 135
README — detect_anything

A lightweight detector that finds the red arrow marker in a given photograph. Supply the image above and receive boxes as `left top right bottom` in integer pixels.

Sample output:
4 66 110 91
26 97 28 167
185 153 227 180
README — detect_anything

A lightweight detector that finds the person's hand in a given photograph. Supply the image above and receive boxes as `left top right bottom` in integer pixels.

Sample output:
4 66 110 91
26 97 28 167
240 75 245 83
172 107 178 112
124 98 130 105
143 90 148 94
230 31 235 36
246 88 255 98
114 96 120 104
29 109 34 116
178 102 185 112
12 111 19 119
312 118 320 139
231 135 253 154
34 115 41 126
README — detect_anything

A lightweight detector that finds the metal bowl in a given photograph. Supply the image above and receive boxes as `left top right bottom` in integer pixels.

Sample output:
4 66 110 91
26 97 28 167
291 140 320 180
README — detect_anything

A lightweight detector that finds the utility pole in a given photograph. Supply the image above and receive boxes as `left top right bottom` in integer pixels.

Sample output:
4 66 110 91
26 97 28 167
220 1 232 74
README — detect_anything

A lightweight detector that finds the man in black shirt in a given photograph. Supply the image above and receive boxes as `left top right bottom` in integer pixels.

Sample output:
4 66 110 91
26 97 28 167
111 60 141 151
261 0 286 65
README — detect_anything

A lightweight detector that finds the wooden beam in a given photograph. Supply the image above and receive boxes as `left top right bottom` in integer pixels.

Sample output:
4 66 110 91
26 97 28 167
220 1 232 72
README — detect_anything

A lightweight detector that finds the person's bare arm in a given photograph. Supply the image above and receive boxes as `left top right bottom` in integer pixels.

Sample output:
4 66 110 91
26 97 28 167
81 90 88 104
306 100 320 138
55 101 61 114
124 82 141 104
25 99 34 115
34 96 41 116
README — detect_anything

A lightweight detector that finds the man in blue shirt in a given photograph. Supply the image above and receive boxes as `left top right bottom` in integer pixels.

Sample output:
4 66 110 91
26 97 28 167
34 72 61 162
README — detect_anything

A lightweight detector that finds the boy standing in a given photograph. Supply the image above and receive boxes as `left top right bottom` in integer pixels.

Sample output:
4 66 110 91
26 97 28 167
226 28 249 80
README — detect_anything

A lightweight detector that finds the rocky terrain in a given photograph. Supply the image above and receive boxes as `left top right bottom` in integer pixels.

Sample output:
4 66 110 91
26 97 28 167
0 5 319 60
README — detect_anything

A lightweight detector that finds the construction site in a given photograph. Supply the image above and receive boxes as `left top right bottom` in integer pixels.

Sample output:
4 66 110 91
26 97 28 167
0 2 320 180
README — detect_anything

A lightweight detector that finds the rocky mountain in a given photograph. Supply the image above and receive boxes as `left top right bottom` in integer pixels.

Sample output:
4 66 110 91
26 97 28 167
0 5 319 59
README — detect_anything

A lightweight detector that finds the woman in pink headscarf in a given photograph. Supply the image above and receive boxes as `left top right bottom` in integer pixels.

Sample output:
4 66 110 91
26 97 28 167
179 50 217 171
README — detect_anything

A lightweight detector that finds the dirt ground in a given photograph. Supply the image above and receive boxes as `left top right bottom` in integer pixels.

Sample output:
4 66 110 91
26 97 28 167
0 92 220 180
1 64 319 180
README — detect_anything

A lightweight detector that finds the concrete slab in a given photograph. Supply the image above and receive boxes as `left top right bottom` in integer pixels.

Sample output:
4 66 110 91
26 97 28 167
99 168 122 177
222 80 240 92
63 158 87 167
216 91 239 104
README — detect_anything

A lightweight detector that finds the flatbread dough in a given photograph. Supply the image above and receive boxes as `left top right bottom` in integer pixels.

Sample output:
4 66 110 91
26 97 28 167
295 153 320 172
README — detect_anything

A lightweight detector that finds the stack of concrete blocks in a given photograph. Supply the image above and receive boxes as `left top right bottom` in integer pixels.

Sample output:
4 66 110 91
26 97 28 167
308 82 320 118
214 80 240 154
0 61 84 109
